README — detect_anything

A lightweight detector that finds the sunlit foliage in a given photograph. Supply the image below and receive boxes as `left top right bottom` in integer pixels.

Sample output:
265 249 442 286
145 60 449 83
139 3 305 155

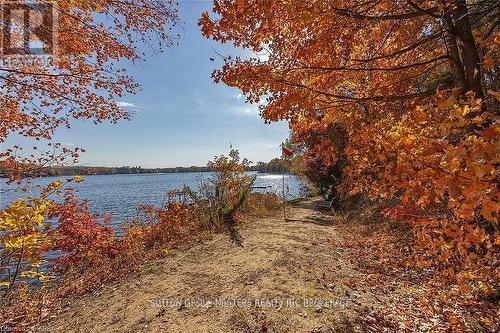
200 0 499 294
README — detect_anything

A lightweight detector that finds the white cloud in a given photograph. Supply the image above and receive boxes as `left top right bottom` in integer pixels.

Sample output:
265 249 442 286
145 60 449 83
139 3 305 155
117 101 136 108
235 105 260 116
236 93 243 100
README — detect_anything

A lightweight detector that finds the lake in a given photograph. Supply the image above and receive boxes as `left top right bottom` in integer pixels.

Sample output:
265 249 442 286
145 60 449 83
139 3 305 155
1 172 306 225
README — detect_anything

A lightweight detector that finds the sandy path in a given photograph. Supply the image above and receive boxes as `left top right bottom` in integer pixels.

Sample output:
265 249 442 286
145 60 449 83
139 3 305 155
48 200 386 333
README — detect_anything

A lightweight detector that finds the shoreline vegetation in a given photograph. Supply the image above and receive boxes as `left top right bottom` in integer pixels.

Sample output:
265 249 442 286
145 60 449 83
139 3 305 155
0 158 293 179
45 199 499 333
0 150 286 329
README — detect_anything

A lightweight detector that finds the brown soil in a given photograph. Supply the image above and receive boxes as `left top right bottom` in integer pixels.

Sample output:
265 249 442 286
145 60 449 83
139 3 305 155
47 199 388 333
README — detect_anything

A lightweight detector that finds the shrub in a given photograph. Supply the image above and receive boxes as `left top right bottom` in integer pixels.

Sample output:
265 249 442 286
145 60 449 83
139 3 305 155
186 148 256 245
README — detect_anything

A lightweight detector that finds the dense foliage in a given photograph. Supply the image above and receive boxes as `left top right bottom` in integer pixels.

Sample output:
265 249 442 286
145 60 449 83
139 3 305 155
200 0 499 327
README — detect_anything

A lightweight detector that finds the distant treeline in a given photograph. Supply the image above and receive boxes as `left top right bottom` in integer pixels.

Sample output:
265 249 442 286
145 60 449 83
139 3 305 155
0 158 292 178
253 158 291 174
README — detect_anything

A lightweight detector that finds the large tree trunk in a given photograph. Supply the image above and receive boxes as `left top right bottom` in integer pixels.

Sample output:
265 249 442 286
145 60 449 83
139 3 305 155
445 31 467 92
444 0 484 98
454 0 484 97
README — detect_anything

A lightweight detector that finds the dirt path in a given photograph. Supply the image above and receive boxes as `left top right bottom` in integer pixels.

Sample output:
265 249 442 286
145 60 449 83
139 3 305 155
48 199 386 333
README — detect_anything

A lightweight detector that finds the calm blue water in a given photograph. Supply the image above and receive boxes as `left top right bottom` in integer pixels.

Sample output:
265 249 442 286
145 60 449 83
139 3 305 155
1 172 305 224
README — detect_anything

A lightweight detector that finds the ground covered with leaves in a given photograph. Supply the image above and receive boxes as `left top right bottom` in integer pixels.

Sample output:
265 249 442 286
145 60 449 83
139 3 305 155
43 198 498 333
335 202 498 333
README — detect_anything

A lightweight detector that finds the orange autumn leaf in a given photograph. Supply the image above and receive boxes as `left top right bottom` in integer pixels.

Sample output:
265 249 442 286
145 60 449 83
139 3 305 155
202 0 499 297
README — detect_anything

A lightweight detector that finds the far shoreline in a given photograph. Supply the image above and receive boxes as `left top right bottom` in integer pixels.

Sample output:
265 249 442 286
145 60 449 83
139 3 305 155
0 168 295 179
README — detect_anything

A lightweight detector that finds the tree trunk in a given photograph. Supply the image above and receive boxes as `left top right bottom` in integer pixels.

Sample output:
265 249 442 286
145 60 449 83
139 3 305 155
444 1 484 98
454 0 484 98
445 30 467 92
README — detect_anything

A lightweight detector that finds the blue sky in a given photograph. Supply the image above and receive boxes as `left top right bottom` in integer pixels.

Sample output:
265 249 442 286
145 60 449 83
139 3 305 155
8 1 289 168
